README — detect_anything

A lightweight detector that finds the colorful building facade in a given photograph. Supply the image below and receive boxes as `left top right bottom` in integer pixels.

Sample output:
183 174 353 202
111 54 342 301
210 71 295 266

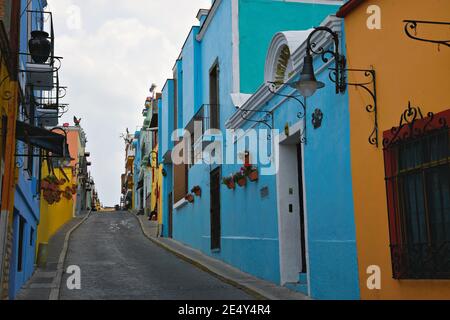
155 0 360 300
338 0 450 299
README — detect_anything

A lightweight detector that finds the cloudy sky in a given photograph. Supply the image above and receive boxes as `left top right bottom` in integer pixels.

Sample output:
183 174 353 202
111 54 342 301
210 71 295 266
46 0 211 206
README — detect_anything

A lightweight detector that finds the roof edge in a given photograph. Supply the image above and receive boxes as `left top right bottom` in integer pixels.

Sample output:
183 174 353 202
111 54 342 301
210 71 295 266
336 0 366 18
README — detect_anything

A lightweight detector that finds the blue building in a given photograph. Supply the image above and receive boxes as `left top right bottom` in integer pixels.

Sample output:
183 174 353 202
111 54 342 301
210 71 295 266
157 0 359 299
9 0 68 299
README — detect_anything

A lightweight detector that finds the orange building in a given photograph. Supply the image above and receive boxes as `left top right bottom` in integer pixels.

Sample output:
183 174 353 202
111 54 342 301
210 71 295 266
338 0 450 299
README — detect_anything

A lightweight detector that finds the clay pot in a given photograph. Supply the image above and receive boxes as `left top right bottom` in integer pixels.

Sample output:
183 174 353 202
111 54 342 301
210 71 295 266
227 180 236 190
29 31 51 64
185 194 195 203
237 178 247 187
248 171 259 182
192 187 202 197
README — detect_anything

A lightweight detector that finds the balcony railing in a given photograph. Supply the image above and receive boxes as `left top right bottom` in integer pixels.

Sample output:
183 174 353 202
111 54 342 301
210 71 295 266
191 104 220 133
391 242 450 279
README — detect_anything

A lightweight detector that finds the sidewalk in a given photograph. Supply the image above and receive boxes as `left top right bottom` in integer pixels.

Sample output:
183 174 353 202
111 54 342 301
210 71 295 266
135 214 309 301
16 213 89 300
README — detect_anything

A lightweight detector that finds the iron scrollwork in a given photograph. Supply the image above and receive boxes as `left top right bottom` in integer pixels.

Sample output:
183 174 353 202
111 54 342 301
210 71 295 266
239 107 274 140
306 26 347 94
267 83 307 144
330 68 379 147
383 101 448 148
404 20 450 49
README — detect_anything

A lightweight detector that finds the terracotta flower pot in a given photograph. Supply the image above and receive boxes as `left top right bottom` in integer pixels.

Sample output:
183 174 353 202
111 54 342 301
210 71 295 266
237 178 247 187
248 171 259 182
192 187 202 197
185 194 195 203
227 180 236 190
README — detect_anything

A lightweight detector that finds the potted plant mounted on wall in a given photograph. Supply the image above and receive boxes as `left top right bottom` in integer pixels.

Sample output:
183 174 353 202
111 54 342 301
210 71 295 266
185 193 195 203
191 186 202 197
243 165 259 182
234 171 247 188
222 176 235 190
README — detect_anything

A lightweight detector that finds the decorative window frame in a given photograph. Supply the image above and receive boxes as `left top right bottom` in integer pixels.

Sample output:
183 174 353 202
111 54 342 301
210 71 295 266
383 105 450 280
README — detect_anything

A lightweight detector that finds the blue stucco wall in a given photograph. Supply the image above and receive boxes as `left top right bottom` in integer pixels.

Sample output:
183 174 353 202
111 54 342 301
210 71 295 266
303 23 359 300
163 1 356 288
171 0 282 284
161 0 359 298
160 80 174 161
9 0 47 300
239 22 359 299
161 164 173 238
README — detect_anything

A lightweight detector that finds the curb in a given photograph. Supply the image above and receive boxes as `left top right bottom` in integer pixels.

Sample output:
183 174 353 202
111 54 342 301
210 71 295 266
49 211 93 301
131 212 269 300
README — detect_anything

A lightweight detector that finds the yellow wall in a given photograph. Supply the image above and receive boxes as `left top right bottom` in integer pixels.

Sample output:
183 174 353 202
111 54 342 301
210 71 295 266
150 146 164 225
37 165 74 247
344 0 450 299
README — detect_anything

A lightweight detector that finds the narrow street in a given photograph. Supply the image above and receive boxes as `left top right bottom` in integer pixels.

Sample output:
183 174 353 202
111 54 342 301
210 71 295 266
59 212 252 300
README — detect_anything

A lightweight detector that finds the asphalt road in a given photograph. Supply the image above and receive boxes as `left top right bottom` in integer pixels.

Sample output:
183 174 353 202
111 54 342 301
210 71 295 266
59 211 252 300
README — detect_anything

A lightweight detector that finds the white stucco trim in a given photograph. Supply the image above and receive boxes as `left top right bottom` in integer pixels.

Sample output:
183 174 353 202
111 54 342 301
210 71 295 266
174 198 188 210
231 0 240 93
264 30 314 84
300 140 311 297
225 16 343 130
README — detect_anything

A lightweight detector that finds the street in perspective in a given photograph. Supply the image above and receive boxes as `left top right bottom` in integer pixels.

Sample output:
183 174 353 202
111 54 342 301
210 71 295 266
0 0 449 306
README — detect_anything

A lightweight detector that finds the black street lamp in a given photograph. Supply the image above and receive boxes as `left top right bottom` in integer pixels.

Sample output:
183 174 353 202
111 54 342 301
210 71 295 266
289 52 325 98
290 26 347 97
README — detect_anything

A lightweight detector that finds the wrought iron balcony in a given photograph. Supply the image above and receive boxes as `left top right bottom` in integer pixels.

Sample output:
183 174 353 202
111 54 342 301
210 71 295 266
192 104 220 133
24 75 68 127
391 242 450 280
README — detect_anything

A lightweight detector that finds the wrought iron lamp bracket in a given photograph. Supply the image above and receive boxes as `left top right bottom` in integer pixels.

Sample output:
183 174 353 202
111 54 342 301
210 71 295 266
239 107 274 140
267 84 307 144
306 26 347 94
330 68 379 147
403 20 450 49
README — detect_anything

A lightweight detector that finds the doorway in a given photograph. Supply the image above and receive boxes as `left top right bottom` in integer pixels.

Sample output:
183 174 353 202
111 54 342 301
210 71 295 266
210 167 221 251
168 192 173 238
277 134 308 285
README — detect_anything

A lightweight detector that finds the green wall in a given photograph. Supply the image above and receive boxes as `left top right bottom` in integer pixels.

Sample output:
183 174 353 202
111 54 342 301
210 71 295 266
239 0 340 93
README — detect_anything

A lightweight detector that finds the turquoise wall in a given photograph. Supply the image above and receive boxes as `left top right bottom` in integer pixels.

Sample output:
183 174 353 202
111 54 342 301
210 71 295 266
239 0 340 93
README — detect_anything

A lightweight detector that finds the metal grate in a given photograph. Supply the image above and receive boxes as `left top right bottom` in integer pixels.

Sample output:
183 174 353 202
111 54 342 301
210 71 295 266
383 106 450 279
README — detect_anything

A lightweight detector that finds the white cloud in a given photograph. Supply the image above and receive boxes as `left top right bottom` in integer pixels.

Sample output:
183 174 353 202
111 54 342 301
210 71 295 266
47 0 211 205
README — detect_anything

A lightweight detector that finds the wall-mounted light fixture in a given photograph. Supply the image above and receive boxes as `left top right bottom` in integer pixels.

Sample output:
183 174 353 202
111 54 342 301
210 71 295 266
286 27 380 147
291 26 347 96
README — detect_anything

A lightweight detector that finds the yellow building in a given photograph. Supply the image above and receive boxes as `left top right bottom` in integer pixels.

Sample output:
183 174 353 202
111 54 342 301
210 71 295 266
36 163 75 264
150 145 164 228
338 0 450 299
